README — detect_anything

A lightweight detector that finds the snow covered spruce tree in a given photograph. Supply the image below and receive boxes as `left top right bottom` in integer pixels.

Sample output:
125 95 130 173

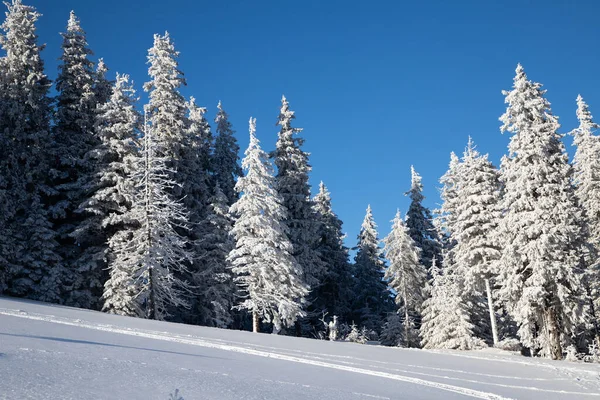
405 166 442 274
73 74 140 310
177 98 219 324
351 205 391 334
0 0 61 300
570 95 600 346
437 152 462 248
497 64 587 359
421 258 480 350
192 183 236 328
451 139 502 346
102 115 192 320
212 101 242 205
93 58 112 106
311 182 353 324
383 210 427 347
273 96 324 290
229 118 308 333
49 11 102 307
380 312 404 347
143 32 187 163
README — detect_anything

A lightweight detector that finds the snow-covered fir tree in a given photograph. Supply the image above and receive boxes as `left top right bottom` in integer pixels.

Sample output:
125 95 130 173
93 58 112 106
143 32 187 162
102 114 192 320
212 101 242 205
174 97 214 324
229 118 308 333
273 95 324 291
49 10 100 307
497 64 587 359
437 152 462 246
383 210 427 347
0 0 60 300
351 205 391 334
73 73 140 310
380 312 404 347
310 182 353 324
405 166 442 274
420 258 480 350
570 95 600 345
191 182 236 328
451 138 502 346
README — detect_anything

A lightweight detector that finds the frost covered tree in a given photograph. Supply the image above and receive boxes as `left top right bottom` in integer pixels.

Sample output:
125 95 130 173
93 58 112 106
73 74 140 309
191 183 236 328
570 95 600 346
229 118 308 333
497 64 587 359
383 210 427 347
212 101 242 205
310 182 353 323
351 205 391 333
49 10 100 307
273 95 324 292
437 152 462 247
451 139 502 346
380 312 404 347
420 258 479 350
143 32 187 162
102 116 192 320
405 166 442 273
0 0 61 300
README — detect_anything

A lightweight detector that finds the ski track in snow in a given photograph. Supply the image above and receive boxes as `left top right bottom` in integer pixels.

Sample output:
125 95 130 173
2 306 600 399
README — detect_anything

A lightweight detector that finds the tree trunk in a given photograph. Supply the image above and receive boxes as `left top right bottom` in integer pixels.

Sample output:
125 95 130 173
403 284 410 347
545 306 562 360
485 278 499 346
252 310 260 333
147 267 156 320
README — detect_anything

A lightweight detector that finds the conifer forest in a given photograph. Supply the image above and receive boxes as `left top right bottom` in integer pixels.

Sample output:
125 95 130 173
1 0 600 363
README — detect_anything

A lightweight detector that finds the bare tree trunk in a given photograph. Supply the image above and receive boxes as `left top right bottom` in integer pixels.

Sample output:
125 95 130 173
147 267 156 320
252 310 260 333
546 306 562 360
485 278 499 346
403 284 410 347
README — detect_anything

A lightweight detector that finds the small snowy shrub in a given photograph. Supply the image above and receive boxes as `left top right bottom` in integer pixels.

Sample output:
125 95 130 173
346 323 369 344
565 345 579 362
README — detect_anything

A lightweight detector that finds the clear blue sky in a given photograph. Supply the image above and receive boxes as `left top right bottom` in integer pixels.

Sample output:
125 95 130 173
29 0 600 247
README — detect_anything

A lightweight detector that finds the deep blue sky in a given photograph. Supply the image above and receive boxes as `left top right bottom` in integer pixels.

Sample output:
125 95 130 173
26 0 600 246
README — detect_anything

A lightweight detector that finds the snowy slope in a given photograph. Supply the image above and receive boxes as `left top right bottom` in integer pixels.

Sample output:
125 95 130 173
1 297 599 400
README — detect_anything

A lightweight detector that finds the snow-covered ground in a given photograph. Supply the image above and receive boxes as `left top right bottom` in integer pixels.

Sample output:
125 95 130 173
1 297 599 400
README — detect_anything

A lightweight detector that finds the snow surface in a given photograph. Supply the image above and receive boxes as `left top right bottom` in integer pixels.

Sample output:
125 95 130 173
1 297 599 400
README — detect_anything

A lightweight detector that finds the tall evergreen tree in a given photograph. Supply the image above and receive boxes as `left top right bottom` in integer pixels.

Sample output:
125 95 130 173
103 115 191 320
383 210 427 347
229 118 308 333
437 152 461 248
273 95 324 292
310 182 353 324
93 58 112 106
0 0 60 300
49 10 99 307
192 183 236 328
451 139 502 346
213 101 242 205
405 166 442 273
143 32 187 161
497 64 586 359
420 258 479 350
73 73 140 309
570 94 600 346
351 205 391 334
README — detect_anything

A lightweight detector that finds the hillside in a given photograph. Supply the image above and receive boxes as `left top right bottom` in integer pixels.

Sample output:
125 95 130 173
1 297 599 400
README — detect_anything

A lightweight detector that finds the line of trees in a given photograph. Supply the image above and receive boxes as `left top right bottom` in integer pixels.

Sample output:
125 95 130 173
0 1 598 361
